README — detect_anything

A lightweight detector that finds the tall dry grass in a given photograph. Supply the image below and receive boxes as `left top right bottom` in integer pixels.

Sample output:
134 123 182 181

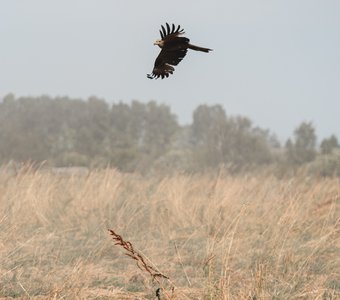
0 169 339 299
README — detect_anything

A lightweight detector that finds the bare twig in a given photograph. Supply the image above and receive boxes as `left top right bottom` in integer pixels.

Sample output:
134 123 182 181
108 229 175 299
108 229 169 280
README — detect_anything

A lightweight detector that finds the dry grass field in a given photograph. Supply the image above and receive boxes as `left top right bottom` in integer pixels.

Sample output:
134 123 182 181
0 169 339 299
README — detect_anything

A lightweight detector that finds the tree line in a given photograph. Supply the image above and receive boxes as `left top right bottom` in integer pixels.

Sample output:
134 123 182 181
0 94 339 175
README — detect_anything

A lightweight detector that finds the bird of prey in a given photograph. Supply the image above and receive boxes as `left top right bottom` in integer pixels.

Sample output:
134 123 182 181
147 23 212 79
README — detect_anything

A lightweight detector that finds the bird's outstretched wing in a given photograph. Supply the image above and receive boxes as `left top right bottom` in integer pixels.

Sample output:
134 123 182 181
159 23 185 39
147 48 187 79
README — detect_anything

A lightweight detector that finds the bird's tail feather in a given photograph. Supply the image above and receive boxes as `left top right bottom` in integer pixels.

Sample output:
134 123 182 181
188 44 212 52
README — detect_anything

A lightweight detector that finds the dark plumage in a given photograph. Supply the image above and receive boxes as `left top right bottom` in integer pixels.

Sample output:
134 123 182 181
147 23 212 79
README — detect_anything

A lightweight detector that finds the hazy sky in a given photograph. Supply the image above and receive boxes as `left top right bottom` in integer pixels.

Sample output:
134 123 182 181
1 1 339 141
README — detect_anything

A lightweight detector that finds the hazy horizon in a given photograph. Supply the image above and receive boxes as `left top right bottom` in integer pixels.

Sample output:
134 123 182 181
1 0 339 142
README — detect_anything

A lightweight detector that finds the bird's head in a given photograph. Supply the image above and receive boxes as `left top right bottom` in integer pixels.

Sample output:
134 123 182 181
153 39 164 48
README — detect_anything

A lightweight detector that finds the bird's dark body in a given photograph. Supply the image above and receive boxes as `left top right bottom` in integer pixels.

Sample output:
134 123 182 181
164 37 190 51
147 23 212 79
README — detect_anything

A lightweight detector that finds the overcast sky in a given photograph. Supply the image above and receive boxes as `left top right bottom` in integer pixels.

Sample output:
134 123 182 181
1 0 339 141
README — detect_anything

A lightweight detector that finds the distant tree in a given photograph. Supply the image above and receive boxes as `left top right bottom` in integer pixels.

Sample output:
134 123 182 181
0 95 54 162
267 133 281 148
129 101 179 171
73 97 110 164
0 95 111 166
320 135 338 155
2 93 15 103
108 102 139 170
191 104 228 169
190 104 273 171
286 122 317 165
108 100 178 172
285 138 294 162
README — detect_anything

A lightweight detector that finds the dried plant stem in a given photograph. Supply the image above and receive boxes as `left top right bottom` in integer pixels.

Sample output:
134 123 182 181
174 242 191 287
108 229 175 299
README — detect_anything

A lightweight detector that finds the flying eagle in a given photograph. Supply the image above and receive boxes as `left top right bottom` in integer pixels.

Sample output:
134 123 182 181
147 23 212 79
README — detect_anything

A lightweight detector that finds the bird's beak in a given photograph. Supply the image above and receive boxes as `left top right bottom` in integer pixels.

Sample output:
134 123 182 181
153 41 158 45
